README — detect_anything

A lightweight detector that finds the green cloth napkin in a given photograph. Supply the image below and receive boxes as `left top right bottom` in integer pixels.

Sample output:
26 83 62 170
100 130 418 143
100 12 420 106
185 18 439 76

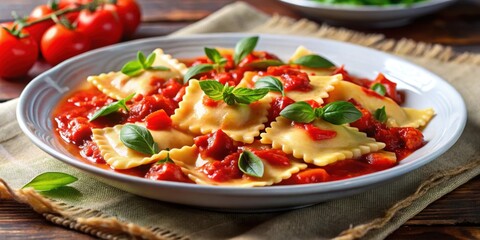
1 2 480 239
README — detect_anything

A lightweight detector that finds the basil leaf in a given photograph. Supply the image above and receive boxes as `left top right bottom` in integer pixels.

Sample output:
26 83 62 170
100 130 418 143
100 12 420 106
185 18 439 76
120 124 160 155
234 36 259 65
231 87 269 105
292 54 335 68
238 150 264 178
374 106 387 123
371 83 386 96
137 51 146 68
254 76 284 96
223 87 236 105
145 52 156 68
198 80 225 100
204 47 226 65
149 66 170 71
121 61 143 76
280 101 316 123
245 59 284 70
89 93 135 121
183 64 214 83
322 101 362 125
22 172 78 191
156 152 174 164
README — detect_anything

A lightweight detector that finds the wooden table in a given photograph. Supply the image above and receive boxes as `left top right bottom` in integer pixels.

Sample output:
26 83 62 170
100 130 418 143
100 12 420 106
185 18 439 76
1 0 479 239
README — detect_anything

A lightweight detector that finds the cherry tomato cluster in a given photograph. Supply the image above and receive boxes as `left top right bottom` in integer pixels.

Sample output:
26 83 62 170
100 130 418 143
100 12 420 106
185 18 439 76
0 0 141 79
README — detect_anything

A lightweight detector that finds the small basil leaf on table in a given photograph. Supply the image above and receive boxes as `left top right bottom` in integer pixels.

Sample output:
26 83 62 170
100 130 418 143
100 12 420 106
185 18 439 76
238 150 264 178
22 172 78 191
292 54 335 68
183 64 214 83
198 80 225 100
374 106 387 123
231 87 269 104
234 36 259 65
89 93 135 121
254 76 285 96
280 101 316 123
120 124 160 155
322 101 362 125
371 83 387 96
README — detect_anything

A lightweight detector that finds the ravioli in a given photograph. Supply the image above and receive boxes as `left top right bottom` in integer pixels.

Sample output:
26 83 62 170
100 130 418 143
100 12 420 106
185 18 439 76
169 144 307 187
288 46 335 76
171 80 270 143
87 49 188 100
260 117 385 167
92 123 194 169
326 80 434 128
238 72 341 104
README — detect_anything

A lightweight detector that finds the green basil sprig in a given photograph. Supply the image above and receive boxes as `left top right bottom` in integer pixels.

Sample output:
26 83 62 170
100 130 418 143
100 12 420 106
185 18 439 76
254 76 285 96
292 54 335 68
371 83 386 96
89 93 135 122
234 36 259 65
238 150 264 178
374 106 387 123
280 101 362 125
183 64 214 83
205 47 227 66
199 80 269 105
120 124 160 155
121 51 170 77
22 172 78 191
245 59 284 70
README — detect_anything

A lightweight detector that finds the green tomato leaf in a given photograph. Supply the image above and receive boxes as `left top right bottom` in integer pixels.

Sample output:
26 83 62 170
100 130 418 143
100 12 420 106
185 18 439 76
280 101 316 123
145 52 156 68
254 76 284 96
198 80 225 101
245 59 284 70
374 106 387 123
322 101 362 125
234 36 259 65
292 54 335 68
232 87 269 105
89 93 135 121
238 150 264 178
120 124 160 155
121 61 143 77
371 83 387 96
183 64 214 83
22 172 78 191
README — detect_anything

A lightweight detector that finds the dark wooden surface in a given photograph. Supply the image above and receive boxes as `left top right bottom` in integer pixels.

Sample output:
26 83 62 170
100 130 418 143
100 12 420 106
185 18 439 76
1 0 479 239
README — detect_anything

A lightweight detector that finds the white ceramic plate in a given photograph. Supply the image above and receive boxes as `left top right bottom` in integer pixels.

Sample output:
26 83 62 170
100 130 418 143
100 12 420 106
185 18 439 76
17 33 466 211
279 0 457 28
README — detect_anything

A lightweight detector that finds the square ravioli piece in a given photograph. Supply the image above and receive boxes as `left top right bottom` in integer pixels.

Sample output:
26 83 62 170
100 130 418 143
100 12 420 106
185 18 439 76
87 48 188 100
260 117 386 167
168 144 307 187
171 80 270 143
92 123 194 169
326 80 434 128
238 72 341 105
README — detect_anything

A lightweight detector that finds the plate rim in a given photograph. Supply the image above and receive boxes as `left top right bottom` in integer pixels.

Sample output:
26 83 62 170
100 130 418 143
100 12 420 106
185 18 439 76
16 33 467 197
278 0 457 11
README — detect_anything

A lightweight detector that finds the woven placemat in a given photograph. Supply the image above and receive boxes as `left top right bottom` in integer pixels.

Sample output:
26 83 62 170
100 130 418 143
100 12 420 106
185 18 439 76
1 2 479 240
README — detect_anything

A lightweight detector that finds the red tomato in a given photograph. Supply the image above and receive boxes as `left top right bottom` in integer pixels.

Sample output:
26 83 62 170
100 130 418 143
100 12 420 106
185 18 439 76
282 169 330 185
27 5 56 45
0 27 38 78
105 0 141 39
77 8 123 48
145 162 191 183
145 109 172 130
194 130 237 161
41 24 91 65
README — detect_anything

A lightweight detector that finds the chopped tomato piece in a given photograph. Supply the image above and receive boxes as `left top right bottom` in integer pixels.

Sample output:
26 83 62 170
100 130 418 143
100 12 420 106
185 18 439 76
202 95 220 107
295 123 337 141
201 152 242 182
80 140 106 164
268 96 295 123
61 117 92 145
333 65 370 88
304 99 321 109
194 130 237 160
262 65 312 91
145 162 191 183
159 79 183 98
145 109 172 130
365 153 397 170
251 149 290 167
372 73 403 104
281 169 330 185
